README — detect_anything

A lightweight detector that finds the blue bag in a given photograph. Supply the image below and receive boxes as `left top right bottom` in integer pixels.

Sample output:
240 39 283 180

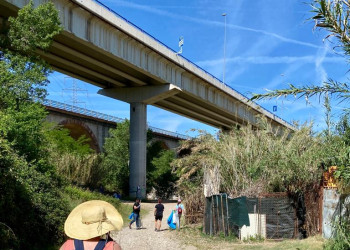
167 210 176 229
128 212 134 220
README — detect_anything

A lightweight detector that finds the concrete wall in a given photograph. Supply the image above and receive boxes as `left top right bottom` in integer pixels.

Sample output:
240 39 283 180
322 189 340 239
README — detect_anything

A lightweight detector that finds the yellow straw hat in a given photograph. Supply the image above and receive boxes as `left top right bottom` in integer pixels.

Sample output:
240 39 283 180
64 200 123 240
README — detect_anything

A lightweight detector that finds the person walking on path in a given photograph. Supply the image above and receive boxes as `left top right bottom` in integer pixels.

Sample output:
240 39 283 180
59 200 123 250
174 199 184 229
154 198 164 232
129 198 141 229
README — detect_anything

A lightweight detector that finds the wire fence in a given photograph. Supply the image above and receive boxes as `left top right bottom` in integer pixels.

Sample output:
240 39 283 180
204 194 298 240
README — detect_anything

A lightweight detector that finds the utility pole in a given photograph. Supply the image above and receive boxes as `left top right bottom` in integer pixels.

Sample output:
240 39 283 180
63 77 87 108
222 13 227 84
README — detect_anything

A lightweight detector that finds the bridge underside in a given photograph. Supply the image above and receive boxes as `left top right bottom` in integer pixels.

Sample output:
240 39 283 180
0 0 294 199
0 0 290 131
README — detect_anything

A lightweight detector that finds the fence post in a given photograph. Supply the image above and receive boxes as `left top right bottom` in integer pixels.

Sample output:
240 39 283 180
210 196 213 236
221 194 225 236
226 193 229 236
216 195 219 234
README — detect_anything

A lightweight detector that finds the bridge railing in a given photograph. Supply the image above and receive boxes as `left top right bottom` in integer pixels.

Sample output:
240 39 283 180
43 99 125 123
147 126 190 140
43 99 190 140
92 0 294 130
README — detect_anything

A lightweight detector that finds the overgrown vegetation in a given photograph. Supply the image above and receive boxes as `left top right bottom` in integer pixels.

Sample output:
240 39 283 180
0 1 66 249
173 120 342 230
63 185 127 222
100 120 177 198
100 120 130 195
147 141 177 198
251 0 350 247
6 0 350 249
0 2 133 249
174 121 340 196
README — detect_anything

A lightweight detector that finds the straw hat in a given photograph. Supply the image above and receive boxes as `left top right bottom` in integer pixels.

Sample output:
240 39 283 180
64 200 123 240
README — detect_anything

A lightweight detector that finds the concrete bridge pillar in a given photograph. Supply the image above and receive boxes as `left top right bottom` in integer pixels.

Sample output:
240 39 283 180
129 102 147 198
98 84 181 199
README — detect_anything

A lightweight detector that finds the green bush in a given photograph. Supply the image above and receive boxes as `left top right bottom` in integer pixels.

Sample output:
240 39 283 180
101 120 178 197
147 142 177 198
324 219 350 250
100 121 130 195
63 185 131 226
0 138 69 249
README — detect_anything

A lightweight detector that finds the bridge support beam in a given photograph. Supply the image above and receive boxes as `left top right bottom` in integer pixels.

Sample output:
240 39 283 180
129 102 147 199
99 85 182 199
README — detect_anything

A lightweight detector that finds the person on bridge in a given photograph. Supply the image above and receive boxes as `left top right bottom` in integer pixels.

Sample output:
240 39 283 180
129 198 141 229
59 200 122 250
154 198 164 232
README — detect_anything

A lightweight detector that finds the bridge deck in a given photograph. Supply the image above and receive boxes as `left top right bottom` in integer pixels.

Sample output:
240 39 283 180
0 0 295 131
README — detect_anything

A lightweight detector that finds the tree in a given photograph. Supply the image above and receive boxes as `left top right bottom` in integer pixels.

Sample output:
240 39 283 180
250 1 350 246
335 113 350 145
45 124 93 156
0 1 68 249
101 120 178 197
101 120 130 195
148 146 177 198
0 0 61 161
173 121 341 228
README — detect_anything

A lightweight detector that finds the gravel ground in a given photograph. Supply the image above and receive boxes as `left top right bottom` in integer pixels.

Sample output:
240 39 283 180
111 202 197 250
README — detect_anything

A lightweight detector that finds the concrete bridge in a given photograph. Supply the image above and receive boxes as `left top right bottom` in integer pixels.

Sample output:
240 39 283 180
0 0 295 198
44 99 186 152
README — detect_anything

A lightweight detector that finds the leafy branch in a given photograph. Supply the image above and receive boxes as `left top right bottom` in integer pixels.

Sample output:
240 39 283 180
311 0 350 55
251 79 350 101
252 0 350 102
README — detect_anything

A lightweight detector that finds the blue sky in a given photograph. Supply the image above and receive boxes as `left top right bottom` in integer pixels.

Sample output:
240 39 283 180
46 0 349 136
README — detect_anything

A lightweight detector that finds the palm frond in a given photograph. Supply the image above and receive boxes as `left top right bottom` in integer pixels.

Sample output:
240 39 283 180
251 80 350 101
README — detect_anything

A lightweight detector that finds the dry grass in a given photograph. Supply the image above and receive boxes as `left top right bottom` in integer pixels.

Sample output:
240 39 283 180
54 153 102 187
174 224 325 250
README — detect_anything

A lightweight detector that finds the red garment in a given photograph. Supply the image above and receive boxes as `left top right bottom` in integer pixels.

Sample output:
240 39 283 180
62 239 114 250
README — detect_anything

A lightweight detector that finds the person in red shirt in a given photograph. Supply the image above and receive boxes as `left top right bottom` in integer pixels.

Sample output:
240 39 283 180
59 200 122 250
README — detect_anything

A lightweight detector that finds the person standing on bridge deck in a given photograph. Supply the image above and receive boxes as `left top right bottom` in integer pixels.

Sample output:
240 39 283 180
129 198 141 229
154 198 164 232
59 200 122 250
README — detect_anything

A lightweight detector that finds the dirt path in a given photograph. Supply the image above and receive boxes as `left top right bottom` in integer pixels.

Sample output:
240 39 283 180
111 202 197 250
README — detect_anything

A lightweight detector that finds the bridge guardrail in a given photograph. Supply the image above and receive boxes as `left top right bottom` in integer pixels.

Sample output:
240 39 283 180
43 99 190 140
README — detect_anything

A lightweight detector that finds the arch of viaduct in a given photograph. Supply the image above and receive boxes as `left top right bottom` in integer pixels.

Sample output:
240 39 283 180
45 100 184 153
0 0 295 198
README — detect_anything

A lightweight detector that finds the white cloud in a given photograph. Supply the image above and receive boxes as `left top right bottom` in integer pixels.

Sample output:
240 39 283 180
197 55 344 67
103 0 320 49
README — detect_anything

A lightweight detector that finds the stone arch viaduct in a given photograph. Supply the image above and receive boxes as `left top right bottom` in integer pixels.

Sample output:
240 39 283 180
44 100 186 153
